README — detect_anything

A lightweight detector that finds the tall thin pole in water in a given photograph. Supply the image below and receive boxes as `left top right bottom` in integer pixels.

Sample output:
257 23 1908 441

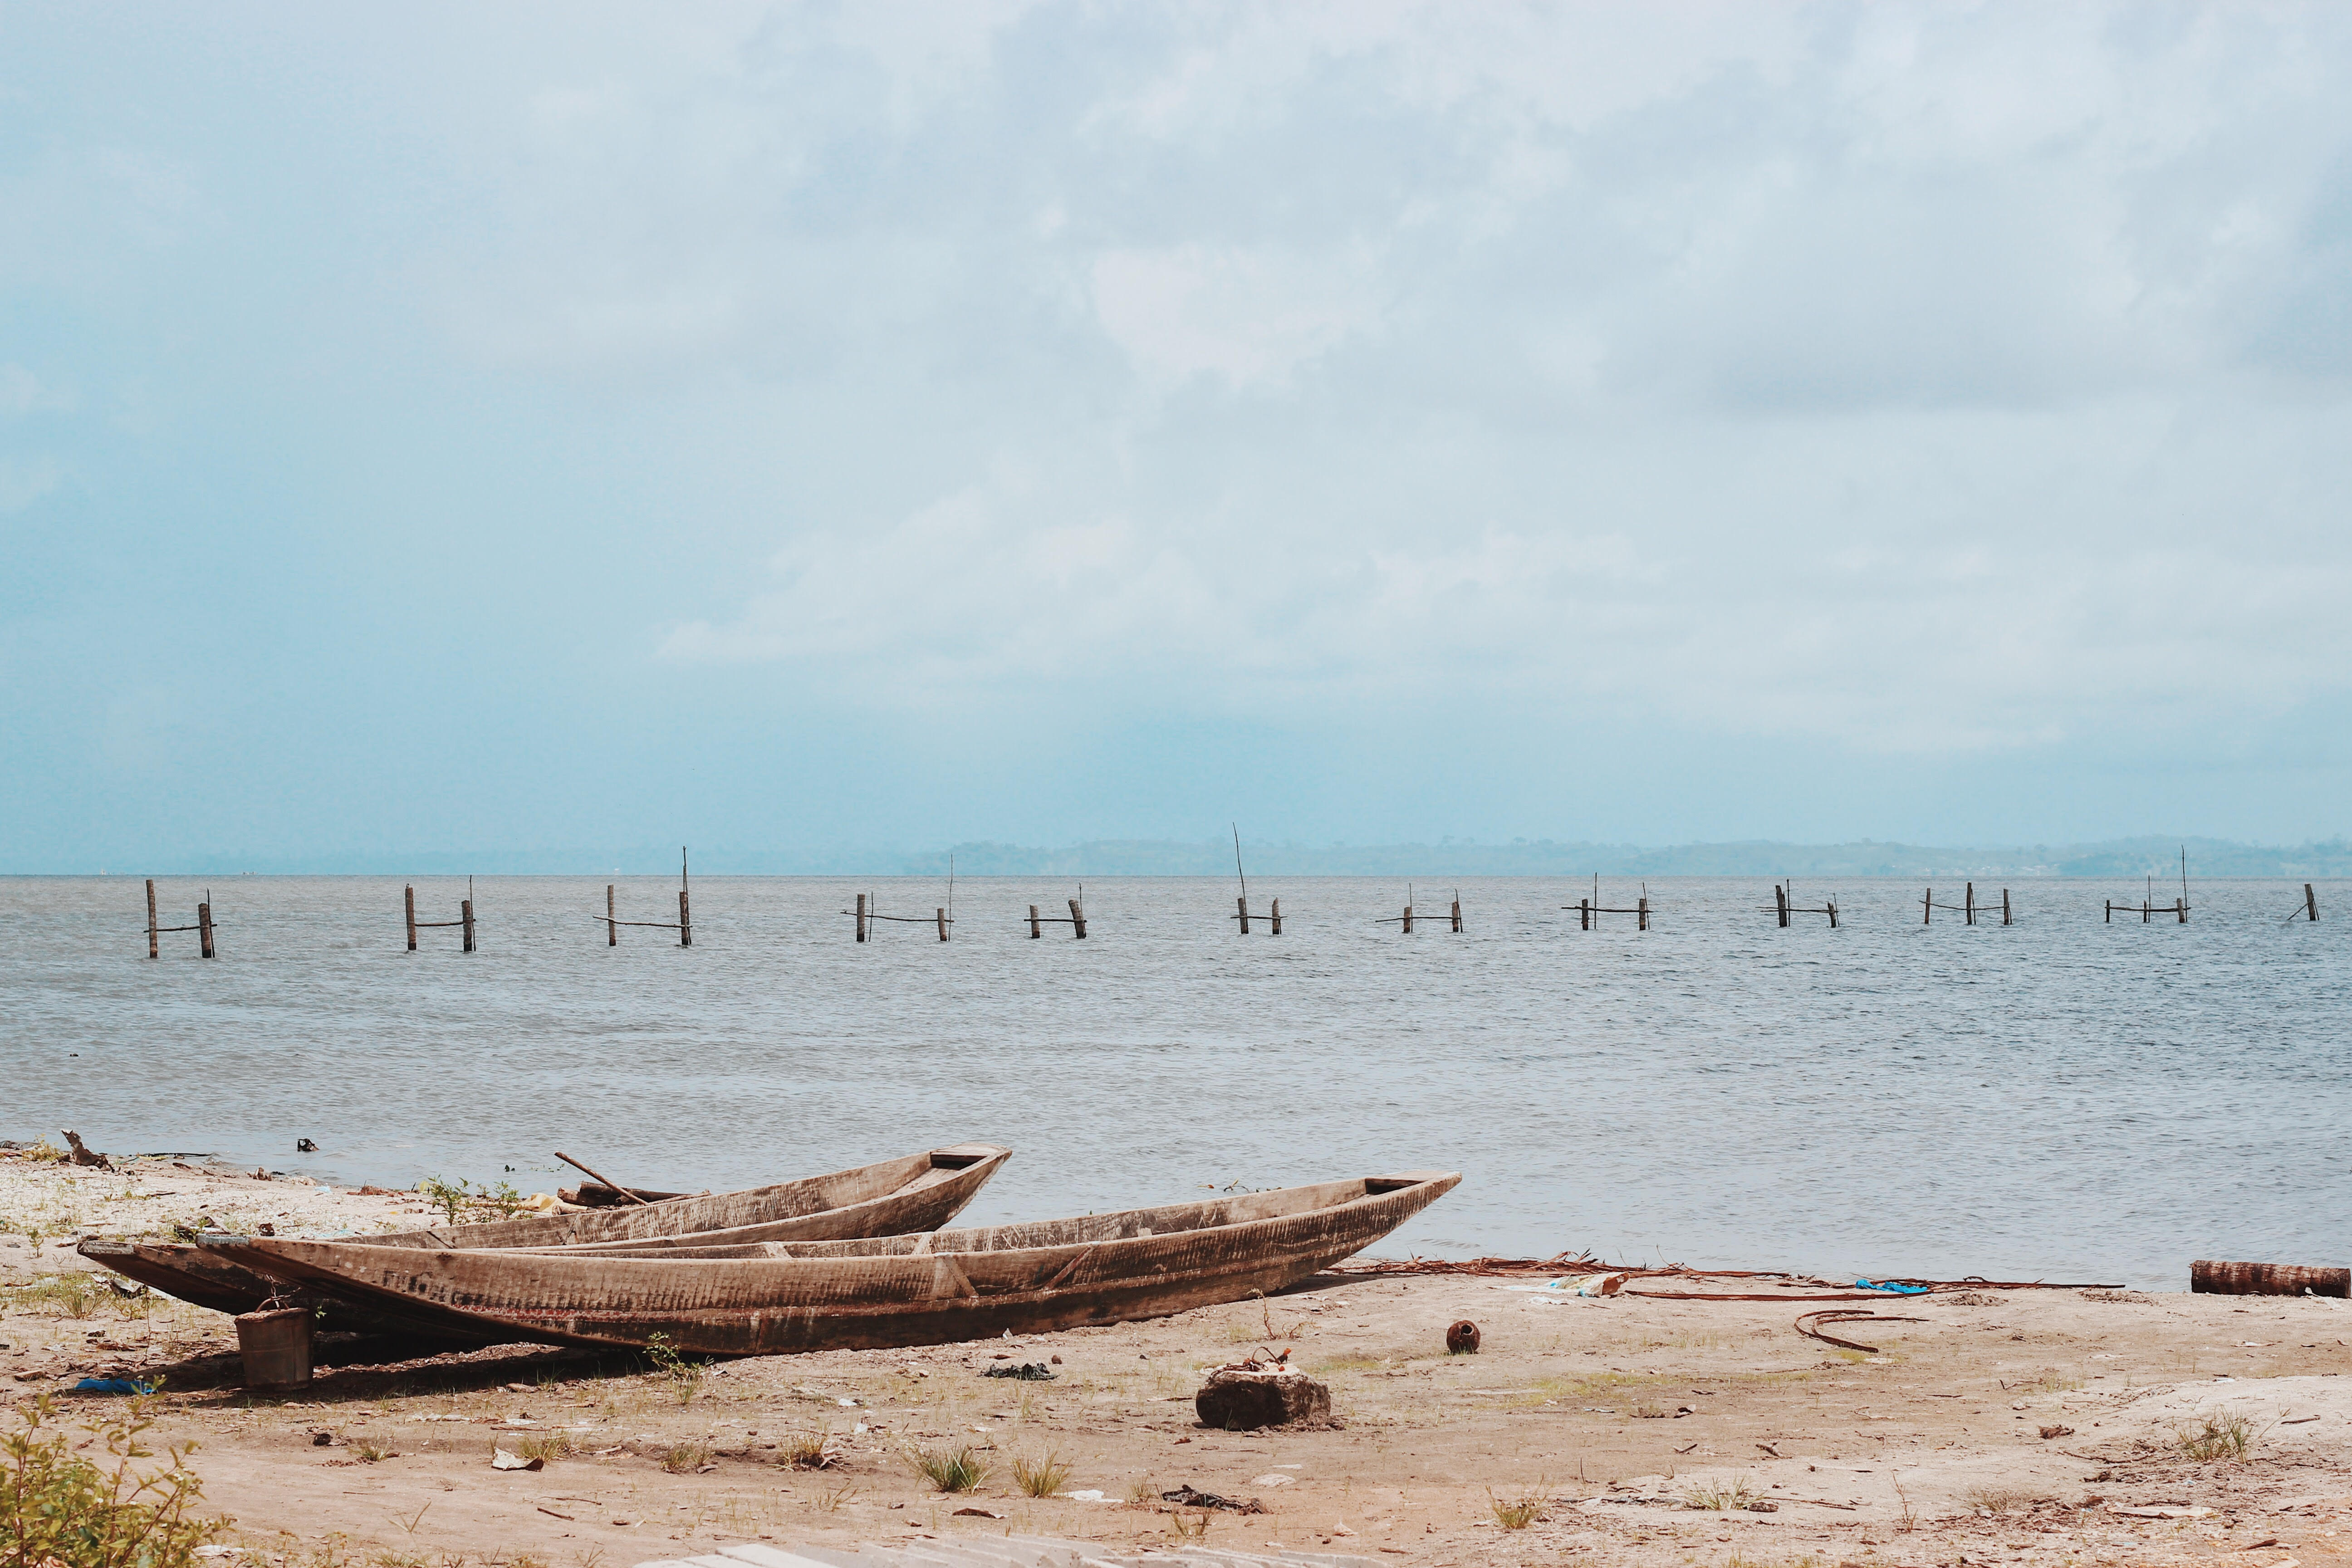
1233 823 1250 935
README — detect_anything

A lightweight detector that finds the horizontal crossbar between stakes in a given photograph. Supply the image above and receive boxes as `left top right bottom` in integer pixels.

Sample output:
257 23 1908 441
411 920 469 929
1570 906 1646 915
146 923 213 934
590 916 682 930
843 911 953 923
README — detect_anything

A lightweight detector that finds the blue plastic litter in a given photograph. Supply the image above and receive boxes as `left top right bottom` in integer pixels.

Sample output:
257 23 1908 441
1854 1279 1930 1295
72 1377 156 1395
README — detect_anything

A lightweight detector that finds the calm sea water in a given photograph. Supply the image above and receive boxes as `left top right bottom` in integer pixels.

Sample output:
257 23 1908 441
3 874 2346 1290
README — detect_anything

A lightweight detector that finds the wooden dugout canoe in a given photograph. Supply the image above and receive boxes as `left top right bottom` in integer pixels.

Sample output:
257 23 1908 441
78 1142 1010 1330
201 1170 1460 1357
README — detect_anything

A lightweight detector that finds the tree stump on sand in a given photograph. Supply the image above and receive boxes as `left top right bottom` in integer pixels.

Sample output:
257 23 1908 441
1196 1367 1331 1430
1446 1319 1480 1354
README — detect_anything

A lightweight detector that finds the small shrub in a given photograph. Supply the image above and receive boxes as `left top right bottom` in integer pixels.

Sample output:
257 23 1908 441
2178 1410 2253 1462
908 1444 989 1494
1685 1476 1756 1511
1489 1488 1546 1529
0 1394 221 1568
660 1443 711 1474
1961 1486 2046 1516
779 1431 834 1470
1011 1450 1072 1498
642 1333 703 1405
353 1439 392 1464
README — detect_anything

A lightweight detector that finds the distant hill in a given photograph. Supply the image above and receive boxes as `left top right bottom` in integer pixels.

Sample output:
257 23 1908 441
128 833 2352 878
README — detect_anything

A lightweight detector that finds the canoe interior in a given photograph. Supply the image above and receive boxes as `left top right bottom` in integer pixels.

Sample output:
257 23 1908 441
529 1173 1430 1259
374 1142 1008 1250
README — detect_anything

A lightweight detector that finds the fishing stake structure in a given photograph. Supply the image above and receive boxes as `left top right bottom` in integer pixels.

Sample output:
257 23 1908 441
1377 884 1463 932
2107 848 2192 924
406 878 477 952
1921 882 2010 926
1028 891 1088 938
1567 875 1649 930
596 850 694 947
1227 823 1282 934
144 879 219 964
1764 882 1838 928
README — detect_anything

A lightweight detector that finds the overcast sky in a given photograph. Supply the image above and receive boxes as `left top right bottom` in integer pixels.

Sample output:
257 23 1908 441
5 2 2351 868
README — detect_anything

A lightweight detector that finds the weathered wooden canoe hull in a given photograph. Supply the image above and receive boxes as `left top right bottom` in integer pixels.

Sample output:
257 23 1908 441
202 1171 1459 1356
79 1143 1009 1332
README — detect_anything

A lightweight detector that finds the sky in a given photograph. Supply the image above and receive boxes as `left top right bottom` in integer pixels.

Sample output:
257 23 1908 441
5 2 2352 870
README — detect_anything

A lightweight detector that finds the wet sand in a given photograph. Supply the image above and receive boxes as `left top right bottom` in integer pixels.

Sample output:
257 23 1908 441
7 1153 2351 1568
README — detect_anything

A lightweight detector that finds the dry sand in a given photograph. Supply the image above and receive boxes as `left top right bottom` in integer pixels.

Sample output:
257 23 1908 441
7 1151 2351 1568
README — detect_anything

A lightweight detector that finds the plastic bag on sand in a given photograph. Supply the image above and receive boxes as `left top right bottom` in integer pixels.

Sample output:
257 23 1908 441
491 1448 544 1471
73 1377 157 1395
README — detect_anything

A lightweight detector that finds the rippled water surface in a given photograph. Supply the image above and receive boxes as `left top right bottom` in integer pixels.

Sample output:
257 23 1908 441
4 874 2347 1289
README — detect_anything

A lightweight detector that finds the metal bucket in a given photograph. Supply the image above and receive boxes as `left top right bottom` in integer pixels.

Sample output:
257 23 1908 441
234 1306 313 1390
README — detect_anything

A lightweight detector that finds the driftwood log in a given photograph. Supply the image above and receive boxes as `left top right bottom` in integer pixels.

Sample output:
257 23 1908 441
2191 1260 2350 1298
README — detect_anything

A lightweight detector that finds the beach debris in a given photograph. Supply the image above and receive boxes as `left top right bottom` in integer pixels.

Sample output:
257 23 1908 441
60 1131 113 1172
2109 1504 2214 1519
70 1377 156 1396
2192 1260 2351 1298
952 1507 1004 1519
1854 1278 1931 1295
1196 1358 1331 1430
2040 1424 2075 1440
1060 1490 1111 1502
1250 1473 1296 1487
1794 1309 1925 1353
983 1362 1056 1380
490 1448 544 1471
1577 1272 1627 1296
1161 1485 1264 1514
1446 1319 1480 1354
295 1138 317 1152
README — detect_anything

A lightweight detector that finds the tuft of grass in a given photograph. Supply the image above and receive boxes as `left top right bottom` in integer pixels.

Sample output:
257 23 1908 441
0 1393 222 1568
1684 1476 1756 1511
1632 1402 1668 1419
1488 1488 1547 1529
513 1432 573 1463
353 1439 392 1464
659 1442 711 1474
1011 1450 1073 1498
906 1444 990 1494
1960 1485 2045 1516
1124 1475 1157 1505
813 1483 858 1514
2178 1410 2254 1462
779 1430 834 1470
1168 1510 1211 1540
7 1274 103 1319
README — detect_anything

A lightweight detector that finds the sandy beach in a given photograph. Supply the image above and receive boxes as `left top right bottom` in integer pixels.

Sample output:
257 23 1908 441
7 1149 2350 1568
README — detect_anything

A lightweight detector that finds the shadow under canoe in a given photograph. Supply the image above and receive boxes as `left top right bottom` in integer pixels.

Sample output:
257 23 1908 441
199 1170 1459 1357
80 1142 1010 1335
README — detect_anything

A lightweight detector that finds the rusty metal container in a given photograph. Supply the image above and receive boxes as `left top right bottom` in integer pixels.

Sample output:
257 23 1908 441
234 1306 312 1390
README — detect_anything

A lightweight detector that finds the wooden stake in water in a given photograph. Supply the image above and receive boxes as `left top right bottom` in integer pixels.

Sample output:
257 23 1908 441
607 884 617 946
2308 883 2320 922
406 884 418 951
855 892 867 943
1029 903 1042 939
1269 897 1282 936
461 893 475 954
198 896 215 959
1069 896 1087 939
146 880 158 960
679 848 692 948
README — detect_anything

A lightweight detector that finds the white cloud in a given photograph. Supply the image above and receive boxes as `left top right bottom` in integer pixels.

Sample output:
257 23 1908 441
1088 242 1386 390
